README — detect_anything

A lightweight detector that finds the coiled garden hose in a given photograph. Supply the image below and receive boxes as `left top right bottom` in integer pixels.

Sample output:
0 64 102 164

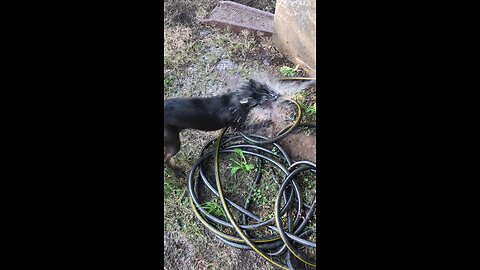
188 99 317 269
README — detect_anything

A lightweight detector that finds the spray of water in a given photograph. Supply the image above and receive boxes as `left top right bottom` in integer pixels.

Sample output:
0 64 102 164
245 72 316 137
250 72 316 100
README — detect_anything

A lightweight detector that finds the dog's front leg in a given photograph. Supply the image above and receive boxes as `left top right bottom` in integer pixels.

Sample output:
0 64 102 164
164 151 185 179
164 127 185 179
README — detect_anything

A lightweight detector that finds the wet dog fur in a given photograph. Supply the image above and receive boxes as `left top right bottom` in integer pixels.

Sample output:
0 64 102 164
164 79 277 178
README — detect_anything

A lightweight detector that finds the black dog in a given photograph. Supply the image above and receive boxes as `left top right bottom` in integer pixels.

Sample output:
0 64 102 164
164 79 278 178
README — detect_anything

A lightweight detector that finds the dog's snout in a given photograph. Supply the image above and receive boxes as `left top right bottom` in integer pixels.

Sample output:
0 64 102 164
267 89 278 100
271 91 278 100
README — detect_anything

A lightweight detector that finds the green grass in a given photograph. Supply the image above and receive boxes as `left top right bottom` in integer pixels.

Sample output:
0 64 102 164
163 171 177 197
164 168 205 239
307 222 316 240
201 198 226 219
251 168 278 208
292 89 316 122
305 103 316 116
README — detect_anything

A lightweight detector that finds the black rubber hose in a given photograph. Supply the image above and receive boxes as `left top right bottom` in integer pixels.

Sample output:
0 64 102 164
188 99 317 269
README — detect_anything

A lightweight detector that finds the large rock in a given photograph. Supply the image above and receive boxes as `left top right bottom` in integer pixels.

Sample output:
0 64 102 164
273 0 316 76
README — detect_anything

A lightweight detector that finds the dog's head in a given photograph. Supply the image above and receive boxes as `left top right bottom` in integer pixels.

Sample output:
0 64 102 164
237 79 278 108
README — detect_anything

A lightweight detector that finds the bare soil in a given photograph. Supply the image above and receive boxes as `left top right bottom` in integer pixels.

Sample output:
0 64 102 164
164 232 279 270
280 133 316 163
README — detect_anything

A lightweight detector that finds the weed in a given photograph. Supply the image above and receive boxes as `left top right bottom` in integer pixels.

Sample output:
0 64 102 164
163 171 177 196
164 76 175 88
251 178 276 207
230 148 255 175
201 198 226 219
279 64 299 77
305 103 316 116
271 146 280 156
306 222 316 233
306 219 316 243
164 181 174 196
252 187 269 205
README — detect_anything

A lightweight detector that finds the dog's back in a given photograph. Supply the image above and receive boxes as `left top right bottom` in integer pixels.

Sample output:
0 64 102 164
164 94 242 132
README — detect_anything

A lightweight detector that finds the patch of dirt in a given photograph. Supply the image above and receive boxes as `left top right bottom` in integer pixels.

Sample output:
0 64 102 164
164 0 217 27
164 1 196 26
164 231 276 270
279 133 316 163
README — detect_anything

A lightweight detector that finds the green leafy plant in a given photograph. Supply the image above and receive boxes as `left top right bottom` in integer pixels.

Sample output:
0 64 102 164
279 64 299 77
230 148 255 175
